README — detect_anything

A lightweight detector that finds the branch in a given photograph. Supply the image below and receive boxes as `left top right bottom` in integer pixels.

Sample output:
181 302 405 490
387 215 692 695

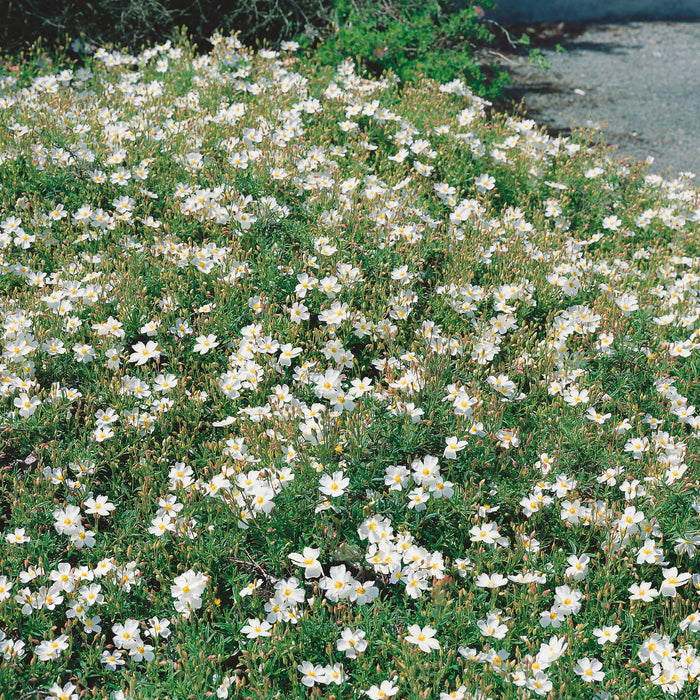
13 0 67 31
479 48 518 65
482 19 527 50
228 550 275 584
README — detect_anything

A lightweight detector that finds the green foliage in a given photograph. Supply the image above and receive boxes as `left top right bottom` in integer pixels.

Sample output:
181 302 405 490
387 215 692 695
0 0 331 56
1 0 509 102
310 0 509 99
1 31 699 700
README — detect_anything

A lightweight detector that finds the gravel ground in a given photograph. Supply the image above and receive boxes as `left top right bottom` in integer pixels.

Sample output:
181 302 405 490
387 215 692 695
498 21 700 177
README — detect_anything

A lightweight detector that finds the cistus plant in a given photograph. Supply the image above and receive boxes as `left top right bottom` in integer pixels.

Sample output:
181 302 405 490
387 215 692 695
0 32 699 700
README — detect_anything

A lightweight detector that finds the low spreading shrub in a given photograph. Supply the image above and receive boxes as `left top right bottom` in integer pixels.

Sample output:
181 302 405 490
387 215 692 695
0 32 699 700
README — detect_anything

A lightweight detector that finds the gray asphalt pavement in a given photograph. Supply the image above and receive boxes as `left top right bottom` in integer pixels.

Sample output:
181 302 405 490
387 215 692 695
499 21 700 177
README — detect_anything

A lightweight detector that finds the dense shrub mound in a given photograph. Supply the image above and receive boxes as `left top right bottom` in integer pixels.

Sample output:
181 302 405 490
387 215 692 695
0 36 699 700
0 0 328 53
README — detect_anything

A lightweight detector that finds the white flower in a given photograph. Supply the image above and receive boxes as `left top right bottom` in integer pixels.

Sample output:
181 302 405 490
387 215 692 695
288 547 323 579
323 662 345 685
129 340 161 365
586 407 611 424
430 477 454 499
636 538 664 565
92 426 114 442
469 522 500 545
171 569 208 617
6 527 30 544
146 616 171 639
100 649 125 669
298 661 324 687
0 576 12 601
660 567 692 597
35 634 69 661
406 486 430 511
443 436 467 459
318 300 350 327
602 215 622 231
404 624 440 652
680 612 700 632
14 391 41 417
149 515 175 537
475 173 496 192
84 495 115 517
526 671 553 696
564 554 590 580
477 613 508 639
319 565 354 602
289 301 310 323
112 619 141 650
47 681 78 700
71 528 96 549
318 470 349 498
83 615 102 634
495 428 520 449
384 464 410 491
475 573 508 589
562 387 589 406
129 642 154 662
573 657 604 682
337 628 367 658
53 505 82 535
364 680 398 699
241 617 272 639
193 333 219 355
628 582 659 602
592 625 620 645
553 585 582 615
154 373 178 392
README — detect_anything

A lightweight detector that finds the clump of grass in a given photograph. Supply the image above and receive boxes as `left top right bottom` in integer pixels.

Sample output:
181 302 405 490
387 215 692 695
0 34 699 700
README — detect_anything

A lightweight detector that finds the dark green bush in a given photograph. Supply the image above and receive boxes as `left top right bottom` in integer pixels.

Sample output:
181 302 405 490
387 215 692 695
1 0 507 100
309 0 508 99
0 0 332 55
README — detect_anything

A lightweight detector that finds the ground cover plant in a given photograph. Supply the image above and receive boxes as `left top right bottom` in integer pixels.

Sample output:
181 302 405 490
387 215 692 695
0 34 699 700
